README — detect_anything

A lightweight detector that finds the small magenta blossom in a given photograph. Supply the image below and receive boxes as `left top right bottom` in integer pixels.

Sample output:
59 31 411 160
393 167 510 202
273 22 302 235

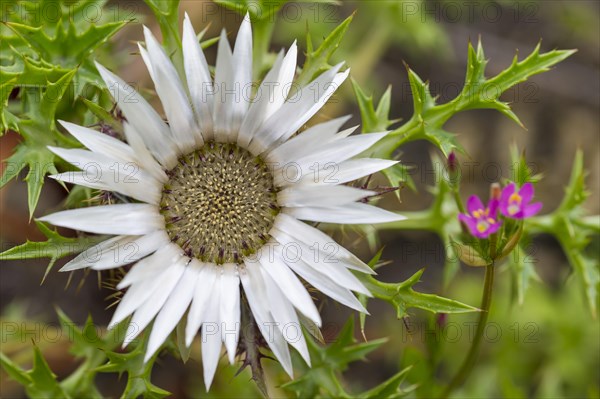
459 196 502 238
500 183 542 219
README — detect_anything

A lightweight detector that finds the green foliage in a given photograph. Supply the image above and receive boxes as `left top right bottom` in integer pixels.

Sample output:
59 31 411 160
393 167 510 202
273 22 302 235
352 80 415 195
282 317 415 398
0 310 145 399
1 346 67 399
527 151 600 316
96 332 171 399
0 0 131 216
361 269 479 320
367 40 576 159
294 13 353 89
2 1 596 398
351 79 394 133
0 221 105 282
144 0 182 75
213 0 289 20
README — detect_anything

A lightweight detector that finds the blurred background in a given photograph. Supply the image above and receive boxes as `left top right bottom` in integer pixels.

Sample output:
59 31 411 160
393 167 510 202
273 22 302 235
1 0 599 397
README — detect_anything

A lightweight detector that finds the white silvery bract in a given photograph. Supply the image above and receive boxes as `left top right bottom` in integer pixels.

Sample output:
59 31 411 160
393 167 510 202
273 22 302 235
40 13 405 390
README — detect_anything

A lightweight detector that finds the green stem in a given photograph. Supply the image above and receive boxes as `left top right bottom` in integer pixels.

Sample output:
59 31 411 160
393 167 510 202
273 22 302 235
252 19 275 81
453 190 465 214
440 263 495 398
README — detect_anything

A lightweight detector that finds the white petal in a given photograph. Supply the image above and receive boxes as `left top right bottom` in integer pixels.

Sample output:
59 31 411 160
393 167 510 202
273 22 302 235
213 29 234 142
109 274 168 328
285 202 405 224
60 230 169 271
219 263 241 364
273 213 375 274
95 62 178 169
141 28 200 152
227 13 252 142
248 65 349 154
260 268 310 365
124 255 187 346
238 42 298 148
145 261 201 361
239 261 293 377
277 185 376 207
237 50 284 148
266 115 350 164
117 243 183 289
258 248 321 326
271 228 371 296
39 204 163 235
300 158 399 185
48 146 161 204
49 171 112 192
201 282 222 391
264 41 297 119
58 121 136 163
185 262 219 346
284 258 367 313
273 132 389 186
183 13 214 140
122 122 168 183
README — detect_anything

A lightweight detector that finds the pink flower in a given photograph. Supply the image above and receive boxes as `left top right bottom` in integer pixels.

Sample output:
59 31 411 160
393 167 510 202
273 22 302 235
500 183 542 219
459 196 502 238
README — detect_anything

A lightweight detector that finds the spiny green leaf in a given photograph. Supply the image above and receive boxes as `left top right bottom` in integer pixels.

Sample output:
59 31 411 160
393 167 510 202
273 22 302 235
0 352 31 386
352 79 395 132
370 41 575 159
483 43 576 99
80 97 123 136
7 20 127 66
0 144 27 188
214 0 288 20
361 269 479 319
1 49 72 87
509 244 541 306
25 149 59 220
4 69 78 216
463 39 488 89
558 149 589 212
423 128 466 158
0 345 67 399
97 331 170 399
359 365 416 399
55 309 122 398
283 317 386 398
0 221 105 282
143 0 182 75
509 144 543 185
528 150 599 317
57 310 100 358
382 161 416 196
26 67 77 130
406 66 436 117
294 13 353 88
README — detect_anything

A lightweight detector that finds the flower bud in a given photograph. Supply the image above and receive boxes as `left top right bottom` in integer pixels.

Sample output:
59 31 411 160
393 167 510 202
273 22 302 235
490 182 501 201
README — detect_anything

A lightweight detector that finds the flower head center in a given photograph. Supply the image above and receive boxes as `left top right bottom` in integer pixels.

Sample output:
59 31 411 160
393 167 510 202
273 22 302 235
476 221 490 233
160 142 279 264
509 193 522 204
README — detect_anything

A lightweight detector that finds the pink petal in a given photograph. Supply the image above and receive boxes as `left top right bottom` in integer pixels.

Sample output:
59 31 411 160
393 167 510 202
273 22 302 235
458 214 478 235
500 183 515 209
467 195 484 214
522 202 542 218
519 182 534 203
